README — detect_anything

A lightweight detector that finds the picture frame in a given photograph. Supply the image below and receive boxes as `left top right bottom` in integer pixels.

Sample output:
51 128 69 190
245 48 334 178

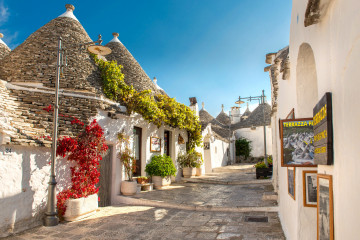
280 118 316 167
303 170 317 207
279 108 295 139
317 174 334 240
287 167 295 200
286 108 295 119
150 136 161 152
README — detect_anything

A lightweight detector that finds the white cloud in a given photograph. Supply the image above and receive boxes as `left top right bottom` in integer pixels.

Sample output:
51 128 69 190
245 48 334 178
0 30 19 49
0 1 9 25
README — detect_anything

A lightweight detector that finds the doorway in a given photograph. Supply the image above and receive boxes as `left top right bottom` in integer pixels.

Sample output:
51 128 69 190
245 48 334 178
98 145 112 207
164 130 170 157
133 127 142 177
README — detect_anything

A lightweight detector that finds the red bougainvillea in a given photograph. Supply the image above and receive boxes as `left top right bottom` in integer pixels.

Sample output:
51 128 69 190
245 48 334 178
43 105 108 217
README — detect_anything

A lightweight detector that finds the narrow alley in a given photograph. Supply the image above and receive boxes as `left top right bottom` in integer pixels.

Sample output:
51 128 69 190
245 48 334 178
5 165 285 240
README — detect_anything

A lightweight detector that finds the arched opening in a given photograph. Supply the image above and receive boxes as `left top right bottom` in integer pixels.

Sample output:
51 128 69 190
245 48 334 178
296 43 319 117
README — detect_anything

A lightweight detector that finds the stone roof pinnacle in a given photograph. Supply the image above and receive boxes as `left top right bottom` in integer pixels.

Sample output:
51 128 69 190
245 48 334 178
58 4 79 22
109 32 121 43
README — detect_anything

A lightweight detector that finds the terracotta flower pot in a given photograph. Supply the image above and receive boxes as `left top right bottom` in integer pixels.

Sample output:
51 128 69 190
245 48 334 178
152 176 171 189
137 178 150 184
121 180 138 196
183 167 196 178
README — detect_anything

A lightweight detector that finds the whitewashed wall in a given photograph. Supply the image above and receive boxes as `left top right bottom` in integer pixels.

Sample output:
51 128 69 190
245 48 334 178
0 110 188 237
0 145 71 237
273 1 360 239
202 125 229 173
234 126 272 158
209 138 229 170
95 110 188 202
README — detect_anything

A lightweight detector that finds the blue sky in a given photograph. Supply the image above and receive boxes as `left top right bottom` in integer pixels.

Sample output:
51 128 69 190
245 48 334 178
0 0 291 117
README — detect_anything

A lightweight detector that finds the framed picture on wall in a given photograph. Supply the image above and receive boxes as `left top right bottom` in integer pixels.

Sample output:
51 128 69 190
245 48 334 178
280 118 316 167
317 174 334 240
150 136 161 152
288 167 295 200
279 108 296 139
286 108 295 119
303 170 317 207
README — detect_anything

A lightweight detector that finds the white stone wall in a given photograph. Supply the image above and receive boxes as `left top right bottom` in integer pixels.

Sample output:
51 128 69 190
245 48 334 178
95 110 188 202
0 110 188 237
0 145 71 237
234 127 272 158
201 125 229 173
273 1 360 239
209 138 229 171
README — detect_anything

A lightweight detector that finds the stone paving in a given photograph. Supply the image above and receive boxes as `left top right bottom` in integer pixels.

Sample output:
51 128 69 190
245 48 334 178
4 164 285 239
5 205 285 240
128 182 277 208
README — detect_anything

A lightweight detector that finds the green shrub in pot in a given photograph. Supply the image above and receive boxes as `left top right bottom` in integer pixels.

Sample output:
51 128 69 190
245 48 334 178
145 154 176 177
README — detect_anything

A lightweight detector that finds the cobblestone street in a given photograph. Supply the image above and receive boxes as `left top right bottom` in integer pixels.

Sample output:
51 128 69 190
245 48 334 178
5 165 285 240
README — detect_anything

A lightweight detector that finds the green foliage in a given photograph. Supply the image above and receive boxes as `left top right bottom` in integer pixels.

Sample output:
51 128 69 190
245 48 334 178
254 155 273 169
177 150 203 168
145 155 177 177
254 161 267 169
92 54 202 150
235 137 252 158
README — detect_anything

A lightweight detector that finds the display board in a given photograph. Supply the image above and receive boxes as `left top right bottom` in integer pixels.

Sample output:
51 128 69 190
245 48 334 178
313 92 333 165
280 118 316 167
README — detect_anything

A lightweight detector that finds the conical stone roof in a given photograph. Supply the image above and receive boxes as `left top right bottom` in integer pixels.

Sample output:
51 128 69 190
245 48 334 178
0 5 102 93
0 33 11 61
231 103 271 130
106 33 161 95
216 111 231 126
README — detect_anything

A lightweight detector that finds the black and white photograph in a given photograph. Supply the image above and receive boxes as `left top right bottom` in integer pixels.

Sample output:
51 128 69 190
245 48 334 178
317 175 334 240
288 167 295 199
303 170 317 207
280 118 315 167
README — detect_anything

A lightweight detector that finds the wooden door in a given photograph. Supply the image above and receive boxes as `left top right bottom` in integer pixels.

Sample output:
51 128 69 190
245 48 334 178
164 130 170 157
98 145 112 207
133 127 142 177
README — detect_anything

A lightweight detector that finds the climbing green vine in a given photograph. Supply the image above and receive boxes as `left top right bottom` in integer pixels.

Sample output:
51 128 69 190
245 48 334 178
92 54 202 150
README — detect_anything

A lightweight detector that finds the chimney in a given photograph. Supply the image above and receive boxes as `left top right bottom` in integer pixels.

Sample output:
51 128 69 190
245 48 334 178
189 97 199 117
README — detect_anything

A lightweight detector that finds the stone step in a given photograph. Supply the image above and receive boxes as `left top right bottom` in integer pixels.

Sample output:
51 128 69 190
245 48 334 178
181 178 272 185
262 192 278 201
212 164 255 173
114 195 279 213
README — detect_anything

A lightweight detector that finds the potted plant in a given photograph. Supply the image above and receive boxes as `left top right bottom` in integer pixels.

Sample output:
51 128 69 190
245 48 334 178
194 151 204 176
254 156 273 179
118 132 138 195
136 176 150 184
145 154 176 189
177 151 197 178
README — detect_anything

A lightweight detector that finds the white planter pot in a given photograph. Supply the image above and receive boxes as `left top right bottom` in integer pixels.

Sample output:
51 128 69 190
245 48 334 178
121 180 138 196
64 193 98 222
183 167 196 178
152 176 171 189
196 168 202 176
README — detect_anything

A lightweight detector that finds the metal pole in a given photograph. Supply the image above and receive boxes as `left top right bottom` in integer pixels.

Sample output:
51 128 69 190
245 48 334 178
262 90 268 167
44 37 61 226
